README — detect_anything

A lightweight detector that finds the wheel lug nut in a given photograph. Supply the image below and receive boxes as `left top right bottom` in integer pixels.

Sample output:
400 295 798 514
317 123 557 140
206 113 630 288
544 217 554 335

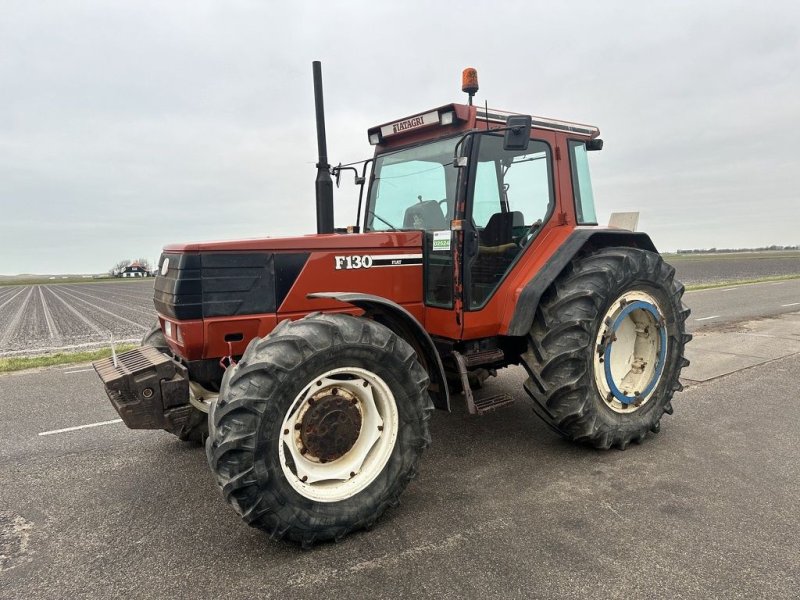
350 472 356 478
300 447 308 455
377 425 383 431
331 388 338 395
301 475 308 482
294 423 301 430
283 429 289 435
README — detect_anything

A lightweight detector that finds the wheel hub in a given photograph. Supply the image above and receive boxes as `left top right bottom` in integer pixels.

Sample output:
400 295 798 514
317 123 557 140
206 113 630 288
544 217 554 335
299 389 362 462
278 368 399 503
593 291 667 414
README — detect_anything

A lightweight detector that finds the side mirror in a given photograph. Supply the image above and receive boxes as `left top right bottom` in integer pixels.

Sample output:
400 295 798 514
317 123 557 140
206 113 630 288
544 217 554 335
503 115 531 152
586 138 604 151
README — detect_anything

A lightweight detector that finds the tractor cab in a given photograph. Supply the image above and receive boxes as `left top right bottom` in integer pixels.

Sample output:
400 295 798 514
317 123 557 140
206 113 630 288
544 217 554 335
353 92 602 337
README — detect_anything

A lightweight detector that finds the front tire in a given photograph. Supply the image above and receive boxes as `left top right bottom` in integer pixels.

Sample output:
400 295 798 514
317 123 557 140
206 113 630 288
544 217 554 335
206 313 432 546
141 323 169 353
521 247 691 449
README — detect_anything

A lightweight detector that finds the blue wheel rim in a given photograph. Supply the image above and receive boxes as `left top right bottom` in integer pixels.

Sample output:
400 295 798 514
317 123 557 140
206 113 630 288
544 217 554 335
603 300 667 406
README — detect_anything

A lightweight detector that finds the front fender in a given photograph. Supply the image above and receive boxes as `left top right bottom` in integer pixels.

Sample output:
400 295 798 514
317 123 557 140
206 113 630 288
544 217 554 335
308 292 450 411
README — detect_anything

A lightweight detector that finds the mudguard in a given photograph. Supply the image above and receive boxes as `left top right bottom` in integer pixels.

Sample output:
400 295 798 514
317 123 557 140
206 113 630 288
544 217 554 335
505 228 658 337
308 292 450 411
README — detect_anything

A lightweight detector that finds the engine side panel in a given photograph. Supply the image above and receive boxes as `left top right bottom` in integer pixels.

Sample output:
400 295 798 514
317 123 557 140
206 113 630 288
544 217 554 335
155 233 426 360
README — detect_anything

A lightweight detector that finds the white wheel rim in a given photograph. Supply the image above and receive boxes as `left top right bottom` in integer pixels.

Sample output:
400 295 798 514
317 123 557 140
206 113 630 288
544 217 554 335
593 290 667 414
278 367 399 503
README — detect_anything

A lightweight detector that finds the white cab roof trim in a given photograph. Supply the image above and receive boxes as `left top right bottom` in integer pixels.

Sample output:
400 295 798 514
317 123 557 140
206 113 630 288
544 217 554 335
476 108 600 137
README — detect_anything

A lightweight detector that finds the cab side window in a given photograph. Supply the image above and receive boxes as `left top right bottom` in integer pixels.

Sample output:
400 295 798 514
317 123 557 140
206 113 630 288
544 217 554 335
569 140 598 225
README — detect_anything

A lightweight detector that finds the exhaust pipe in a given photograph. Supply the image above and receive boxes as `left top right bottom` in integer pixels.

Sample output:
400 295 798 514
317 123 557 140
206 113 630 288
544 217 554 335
312 61 334 235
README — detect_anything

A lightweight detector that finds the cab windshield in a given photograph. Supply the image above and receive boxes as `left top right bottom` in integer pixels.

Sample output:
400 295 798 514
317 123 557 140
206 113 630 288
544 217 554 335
365 137 460 232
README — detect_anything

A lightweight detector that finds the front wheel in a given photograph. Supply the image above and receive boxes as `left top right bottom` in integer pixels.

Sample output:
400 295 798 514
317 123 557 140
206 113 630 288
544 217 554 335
521 247 691 450
206 313 432 546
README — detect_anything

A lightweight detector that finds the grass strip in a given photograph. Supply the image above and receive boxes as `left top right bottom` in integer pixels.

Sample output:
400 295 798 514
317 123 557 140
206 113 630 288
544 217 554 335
0 344 138 374
685 274 800 291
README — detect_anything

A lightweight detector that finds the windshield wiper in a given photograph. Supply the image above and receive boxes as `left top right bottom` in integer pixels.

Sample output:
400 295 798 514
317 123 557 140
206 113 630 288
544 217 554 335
367 211 400 232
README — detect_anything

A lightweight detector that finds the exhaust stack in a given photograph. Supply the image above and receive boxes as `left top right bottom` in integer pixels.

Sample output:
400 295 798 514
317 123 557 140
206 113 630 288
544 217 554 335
312 61 334 234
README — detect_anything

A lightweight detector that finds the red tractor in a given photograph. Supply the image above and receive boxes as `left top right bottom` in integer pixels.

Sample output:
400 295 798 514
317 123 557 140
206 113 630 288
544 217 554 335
94 63 690 546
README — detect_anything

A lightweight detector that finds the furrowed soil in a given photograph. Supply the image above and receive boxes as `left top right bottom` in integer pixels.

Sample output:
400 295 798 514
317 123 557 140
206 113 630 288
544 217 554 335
0 280 154 358
668 250 800 285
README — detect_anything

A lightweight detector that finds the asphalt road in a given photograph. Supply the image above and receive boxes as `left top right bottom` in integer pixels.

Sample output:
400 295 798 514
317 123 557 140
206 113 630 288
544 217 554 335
1 319 799 598
684 277 800 331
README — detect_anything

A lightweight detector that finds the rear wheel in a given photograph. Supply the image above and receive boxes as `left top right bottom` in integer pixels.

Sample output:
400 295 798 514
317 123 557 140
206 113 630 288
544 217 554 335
141 322 208 443
521 247 691 449
206 313 432 546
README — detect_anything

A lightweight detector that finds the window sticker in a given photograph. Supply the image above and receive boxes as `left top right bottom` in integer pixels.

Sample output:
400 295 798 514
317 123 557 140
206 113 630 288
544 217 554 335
432 230 451 252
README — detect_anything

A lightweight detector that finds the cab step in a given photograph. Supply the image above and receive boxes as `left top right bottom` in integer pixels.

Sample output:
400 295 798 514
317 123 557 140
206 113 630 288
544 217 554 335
452 350 516 415
472 393 515 415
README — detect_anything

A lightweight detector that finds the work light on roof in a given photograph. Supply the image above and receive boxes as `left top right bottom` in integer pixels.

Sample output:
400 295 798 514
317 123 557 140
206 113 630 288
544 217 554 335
462 67 479 105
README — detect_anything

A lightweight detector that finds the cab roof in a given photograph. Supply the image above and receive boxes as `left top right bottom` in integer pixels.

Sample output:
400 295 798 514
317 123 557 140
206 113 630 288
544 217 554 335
367 103 599 148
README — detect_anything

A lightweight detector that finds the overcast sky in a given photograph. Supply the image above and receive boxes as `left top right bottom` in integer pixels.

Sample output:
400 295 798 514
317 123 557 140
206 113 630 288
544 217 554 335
1 0 798 274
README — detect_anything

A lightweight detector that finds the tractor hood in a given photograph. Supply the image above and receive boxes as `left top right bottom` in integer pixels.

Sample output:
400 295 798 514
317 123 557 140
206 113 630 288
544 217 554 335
163 231 423 253
154 230 426 330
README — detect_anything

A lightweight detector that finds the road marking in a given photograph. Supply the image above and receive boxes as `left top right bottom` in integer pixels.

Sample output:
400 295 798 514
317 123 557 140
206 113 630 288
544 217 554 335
769 281 786 285
62 368 95 374
696 315 720 321
38 418 123 436
781 302 800 307
720 287 739 292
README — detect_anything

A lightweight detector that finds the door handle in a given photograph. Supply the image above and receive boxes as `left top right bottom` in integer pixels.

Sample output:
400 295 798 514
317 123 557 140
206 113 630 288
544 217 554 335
466 230 479 258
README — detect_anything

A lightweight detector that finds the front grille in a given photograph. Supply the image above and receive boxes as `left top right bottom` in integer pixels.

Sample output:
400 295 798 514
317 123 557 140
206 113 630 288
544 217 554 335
152 251 311 321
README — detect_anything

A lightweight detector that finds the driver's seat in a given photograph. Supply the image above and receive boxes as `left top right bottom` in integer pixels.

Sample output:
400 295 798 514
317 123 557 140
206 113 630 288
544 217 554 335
403 200 447 230
479 211 524 246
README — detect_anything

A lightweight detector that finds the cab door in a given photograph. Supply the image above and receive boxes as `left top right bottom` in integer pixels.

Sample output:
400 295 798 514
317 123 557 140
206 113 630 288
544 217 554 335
461 131 559 336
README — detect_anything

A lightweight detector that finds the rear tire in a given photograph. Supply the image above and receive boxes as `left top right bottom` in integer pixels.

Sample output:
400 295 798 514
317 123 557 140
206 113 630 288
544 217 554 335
206 313 432 546
141 322 208 444
520 247 691 449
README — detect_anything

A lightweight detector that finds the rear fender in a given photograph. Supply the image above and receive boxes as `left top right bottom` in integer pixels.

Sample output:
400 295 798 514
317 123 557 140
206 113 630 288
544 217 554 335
308 292 450 411
506 228 658 336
